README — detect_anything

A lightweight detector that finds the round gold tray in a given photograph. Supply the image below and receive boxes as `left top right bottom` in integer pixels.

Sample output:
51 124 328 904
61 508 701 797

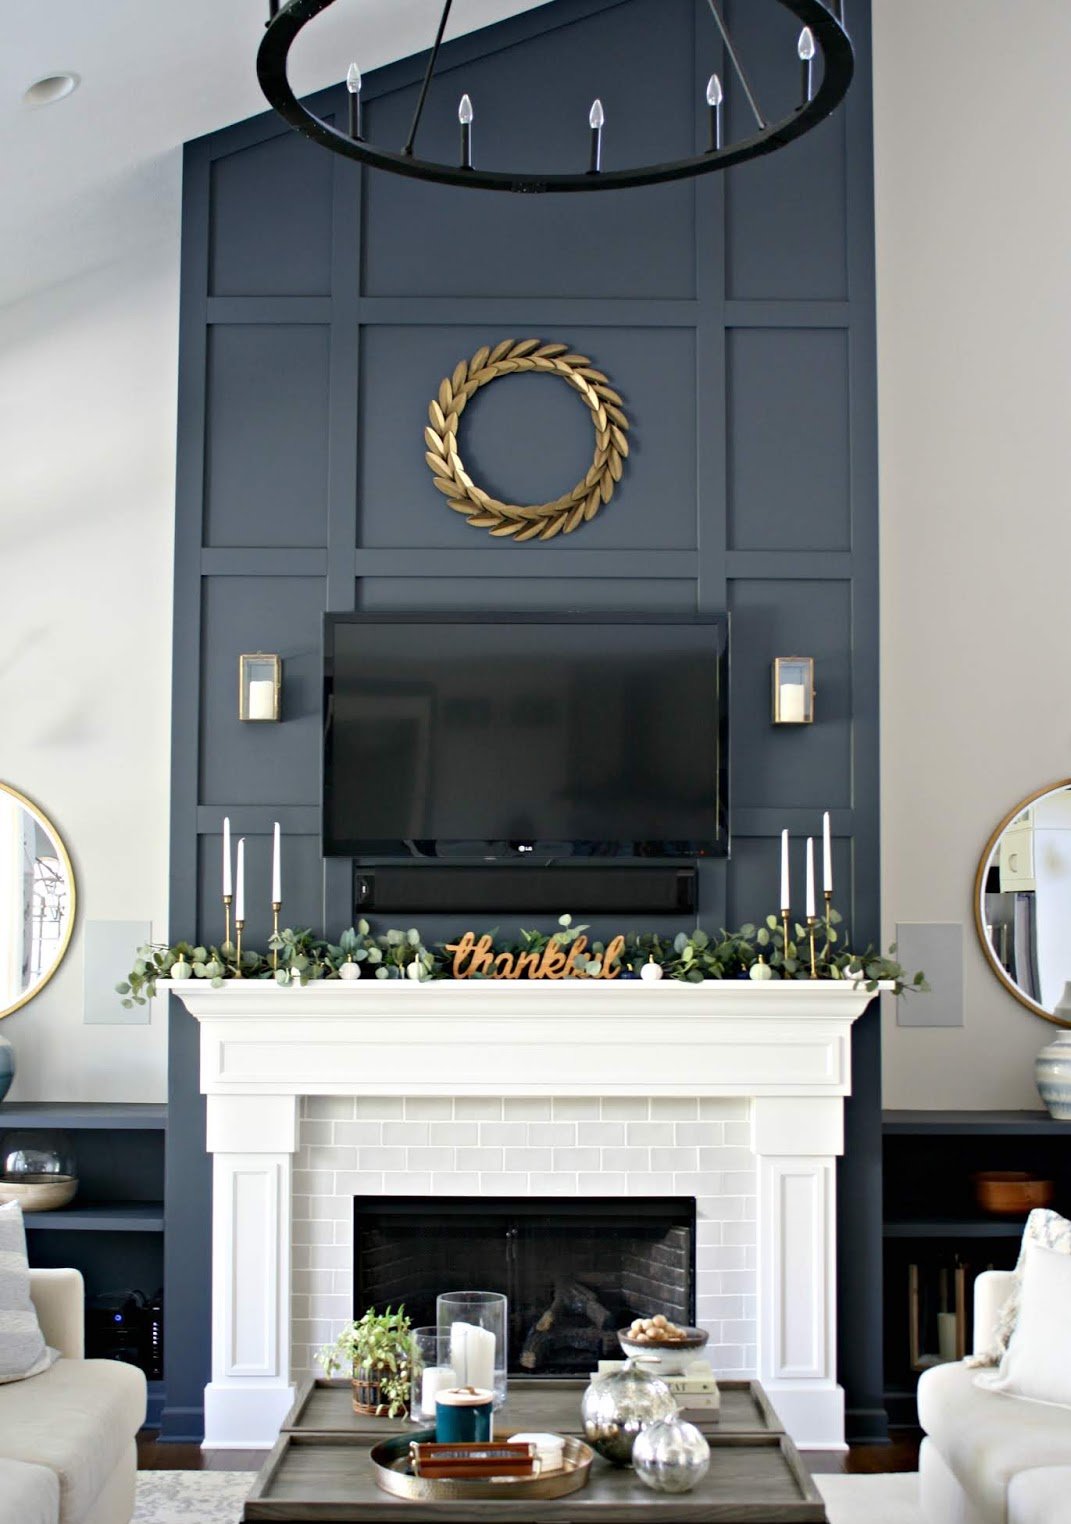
370 1428 594 1502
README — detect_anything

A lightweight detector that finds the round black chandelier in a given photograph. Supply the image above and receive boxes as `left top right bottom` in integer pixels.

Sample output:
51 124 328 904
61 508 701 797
257 0 854 195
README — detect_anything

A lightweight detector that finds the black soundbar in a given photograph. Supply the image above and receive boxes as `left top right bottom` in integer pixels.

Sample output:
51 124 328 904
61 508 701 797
355 865 697 916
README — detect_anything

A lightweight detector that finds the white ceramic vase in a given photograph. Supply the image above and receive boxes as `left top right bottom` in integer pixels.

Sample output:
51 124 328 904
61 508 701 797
1035 1020 1071 1121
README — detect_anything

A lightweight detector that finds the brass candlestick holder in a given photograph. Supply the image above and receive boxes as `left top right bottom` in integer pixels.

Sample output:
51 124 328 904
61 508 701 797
223 893 233 952
234 919 245 976
272 902 281 970
806 915 819 979
823 889 833 954
781 907 791 968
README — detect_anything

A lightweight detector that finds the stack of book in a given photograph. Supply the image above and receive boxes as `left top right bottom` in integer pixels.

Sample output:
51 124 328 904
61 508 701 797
591 1359 721 1414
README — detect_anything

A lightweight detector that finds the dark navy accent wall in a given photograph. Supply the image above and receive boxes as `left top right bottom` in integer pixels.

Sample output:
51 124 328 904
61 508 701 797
167 0 882 1442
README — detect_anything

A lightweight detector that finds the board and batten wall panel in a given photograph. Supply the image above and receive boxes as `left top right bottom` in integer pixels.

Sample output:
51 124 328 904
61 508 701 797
169 0 879 1441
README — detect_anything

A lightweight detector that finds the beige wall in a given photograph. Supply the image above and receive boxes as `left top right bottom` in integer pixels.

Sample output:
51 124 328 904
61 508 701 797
874 0 1071 1107
0 181 180 1100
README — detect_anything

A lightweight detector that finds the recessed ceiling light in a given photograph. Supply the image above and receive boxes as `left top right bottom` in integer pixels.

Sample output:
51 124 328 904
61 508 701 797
22 73 80 108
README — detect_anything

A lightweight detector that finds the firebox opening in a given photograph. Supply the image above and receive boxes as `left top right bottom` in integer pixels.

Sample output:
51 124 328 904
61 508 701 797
353 1196 697 1377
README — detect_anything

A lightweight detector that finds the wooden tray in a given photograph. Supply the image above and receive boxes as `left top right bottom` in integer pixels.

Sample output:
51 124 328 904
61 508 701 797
281 1377 783 1440
243 1430 826 1521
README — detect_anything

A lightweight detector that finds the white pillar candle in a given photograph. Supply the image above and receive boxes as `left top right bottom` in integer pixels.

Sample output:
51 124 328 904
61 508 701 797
235 838 246 923
780 829 790 912
248 679 275 720
822 811 833 895
222 816 232 898
780 683 806 723
805 836 816 919
420 1364 456 1418
450 1320 494 1392
271 822 281 904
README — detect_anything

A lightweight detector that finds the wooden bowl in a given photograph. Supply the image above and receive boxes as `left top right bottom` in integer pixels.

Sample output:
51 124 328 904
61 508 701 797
972 1172 1053 1216
0 1173 78 1212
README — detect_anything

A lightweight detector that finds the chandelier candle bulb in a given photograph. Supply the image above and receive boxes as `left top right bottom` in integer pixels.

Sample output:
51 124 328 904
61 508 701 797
798 26 816 107
706 73 723 151
346 61 362 140
458 94 473 169
588 98 604 173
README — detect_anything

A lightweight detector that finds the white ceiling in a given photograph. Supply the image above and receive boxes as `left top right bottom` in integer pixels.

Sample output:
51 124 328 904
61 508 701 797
1 0 549 309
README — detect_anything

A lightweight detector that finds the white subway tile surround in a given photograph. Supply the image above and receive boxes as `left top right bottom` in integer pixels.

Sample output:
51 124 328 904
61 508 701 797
291 1095 756 1384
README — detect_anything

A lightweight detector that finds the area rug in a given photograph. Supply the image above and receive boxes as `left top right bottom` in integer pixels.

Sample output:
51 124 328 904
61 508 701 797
134 1469 923 1523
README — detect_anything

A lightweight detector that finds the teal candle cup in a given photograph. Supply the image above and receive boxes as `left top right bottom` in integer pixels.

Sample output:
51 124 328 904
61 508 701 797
435 1386 493 1443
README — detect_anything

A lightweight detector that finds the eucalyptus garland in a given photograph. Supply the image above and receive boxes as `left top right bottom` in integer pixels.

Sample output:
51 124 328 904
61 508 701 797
117 911 927 1008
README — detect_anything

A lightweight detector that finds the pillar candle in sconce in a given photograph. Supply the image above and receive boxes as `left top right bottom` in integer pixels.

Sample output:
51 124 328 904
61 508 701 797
772 657 815 724
239 653 282 722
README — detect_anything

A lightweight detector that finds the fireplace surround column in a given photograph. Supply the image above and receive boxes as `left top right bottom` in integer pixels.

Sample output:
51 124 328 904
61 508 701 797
753 1096 844 1450
204 1094 299 1447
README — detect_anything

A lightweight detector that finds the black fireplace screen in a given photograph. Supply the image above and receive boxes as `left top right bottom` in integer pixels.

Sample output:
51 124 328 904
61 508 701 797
353 1196 696 1377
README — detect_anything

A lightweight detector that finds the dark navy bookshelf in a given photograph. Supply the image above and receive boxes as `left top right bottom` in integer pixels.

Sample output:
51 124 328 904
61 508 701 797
881 1108 1069 1425
1 1100 167 1425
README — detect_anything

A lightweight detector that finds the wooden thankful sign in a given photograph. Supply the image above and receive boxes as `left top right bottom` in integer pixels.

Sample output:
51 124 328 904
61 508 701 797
443 932 626 981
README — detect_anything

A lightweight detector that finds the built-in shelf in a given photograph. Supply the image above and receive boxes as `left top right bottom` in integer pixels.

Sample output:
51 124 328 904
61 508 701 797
21 1202 164 1233
883 1110 1067 1136
0 1102 167 1131
884 1218 1028 1240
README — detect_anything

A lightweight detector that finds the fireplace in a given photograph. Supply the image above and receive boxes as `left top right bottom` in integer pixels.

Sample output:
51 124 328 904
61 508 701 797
174 977 878 1449
353 1196 696 1376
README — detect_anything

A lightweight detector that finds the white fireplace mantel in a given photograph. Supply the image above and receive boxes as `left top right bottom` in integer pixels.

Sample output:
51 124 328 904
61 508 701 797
170 979 880 1453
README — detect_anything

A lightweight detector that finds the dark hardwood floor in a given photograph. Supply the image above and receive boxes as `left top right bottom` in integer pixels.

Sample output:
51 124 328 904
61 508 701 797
137 1429 923 1475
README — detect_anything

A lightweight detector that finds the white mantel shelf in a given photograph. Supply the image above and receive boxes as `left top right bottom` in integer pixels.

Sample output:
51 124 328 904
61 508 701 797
169 978 883 1453
167 978 882 1099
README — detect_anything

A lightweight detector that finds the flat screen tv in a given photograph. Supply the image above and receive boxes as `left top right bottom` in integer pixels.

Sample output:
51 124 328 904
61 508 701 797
323 613 728 860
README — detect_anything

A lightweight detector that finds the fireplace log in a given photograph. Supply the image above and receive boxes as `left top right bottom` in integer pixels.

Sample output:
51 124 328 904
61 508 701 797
554 1278 615 1330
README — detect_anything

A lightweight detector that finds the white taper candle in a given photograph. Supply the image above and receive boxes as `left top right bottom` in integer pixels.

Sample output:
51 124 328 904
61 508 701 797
805 837 816 919
235 837 246 923
822 811 833 895
222 816 232 897
780 829 790 911
272 822 282 904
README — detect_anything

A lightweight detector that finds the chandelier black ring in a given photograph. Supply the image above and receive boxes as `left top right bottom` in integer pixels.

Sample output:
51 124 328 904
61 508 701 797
257 0 854 195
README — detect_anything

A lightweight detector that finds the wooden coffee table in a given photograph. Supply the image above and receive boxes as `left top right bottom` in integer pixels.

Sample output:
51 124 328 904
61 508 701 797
243 1378 826 1521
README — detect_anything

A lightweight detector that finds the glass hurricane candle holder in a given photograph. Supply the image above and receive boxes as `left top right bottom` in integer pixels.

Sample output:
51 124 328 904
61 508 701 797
410 1327 456 1423
437 1290 508 1411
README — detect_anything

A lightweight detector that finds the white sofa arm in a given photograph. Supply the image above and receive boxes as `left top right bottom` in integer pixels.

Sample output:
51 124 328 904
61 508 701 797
974 1268 1015 1356
29 1267 84 1360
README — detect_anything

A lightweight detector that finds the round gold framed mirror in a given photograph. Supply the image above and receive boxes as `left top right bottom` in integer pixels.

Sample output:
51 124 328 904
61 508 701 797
974 779 1071 1027
0 783 77 1019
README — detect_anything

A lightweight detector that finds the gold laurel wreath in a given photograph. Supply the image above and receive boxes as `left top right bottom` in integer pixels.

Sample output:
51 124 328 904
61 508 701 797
423 339 630 542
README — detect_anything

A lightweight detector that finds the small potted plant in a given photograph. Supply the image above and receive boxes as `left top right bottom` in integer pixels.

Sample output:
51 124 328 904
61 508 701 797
318 1305 413 1417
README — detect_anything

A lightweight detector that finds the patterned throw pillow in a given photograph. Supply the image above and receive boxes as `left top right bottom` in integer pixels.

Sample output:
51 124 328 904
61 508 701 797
968 1207 1071 1370
0 1200 56 1383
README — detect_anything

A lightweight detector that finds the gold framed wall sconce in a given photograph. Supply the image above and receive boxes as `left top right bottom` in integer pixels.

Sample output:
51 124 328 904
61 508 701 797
772 656 815 725
239 652 282 722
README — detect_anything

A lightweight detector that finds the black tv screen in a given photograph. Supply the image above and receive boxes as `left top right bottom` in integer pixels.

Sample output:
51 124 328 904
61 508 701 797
323 613 728 859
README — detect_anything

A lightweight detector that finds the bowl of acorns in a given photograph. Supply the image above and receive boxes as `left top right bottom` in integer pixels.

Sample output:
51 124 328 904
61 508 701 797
618 1316 709 1376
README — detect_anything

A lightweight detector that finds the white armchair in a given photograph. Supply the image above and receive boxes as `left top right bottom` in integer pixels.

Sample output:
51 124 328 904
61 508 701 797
0 1268 146 1524
918 1269 1071 1524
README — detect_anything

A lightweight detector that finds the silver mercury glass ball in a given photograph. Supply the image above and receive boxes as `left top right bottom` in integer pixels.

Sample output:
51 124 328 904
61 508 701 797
580 1359 678 1467
632 1417 711 1494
